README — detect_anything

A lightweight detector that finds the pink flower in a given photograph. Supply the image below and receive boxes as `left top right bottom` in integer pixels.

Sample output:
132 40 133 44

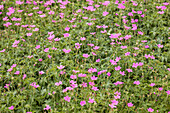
103 11 109 16
91 86 99 91
109 103 117 108
115 66 121 71
14 71 20 75
63 33 70 37
158 87 163 91
11 64 17 68
96 59 100 62
30 82 40 88
157 44 163 48
55 81 62 86
64 96 71 102
70 75 77 79
115 57 121 62
110 59 117 65
126 69 133 72
150 83 155 87
114 81 124 86
87 23 93 26
118 3 126 9
80 101 86 106
114 95 120 99
83 54 90 58
78 73 86 77
44 105 51 110
167 68 170 71
22 74 27 80
35 45 40 49
91 52 96 56
65 27 70 31
121 46 127 49
44 48 49 52
114 91 121 95
0 49 5 53
120 71 125 76
88 98 95 103
39 14 46 18
48 54 52 59
82 82 87 87
138 31 143 35
80 37 86 41
93 46 100 50
166 90 170 95
91 76 98 80
125 52 130 56
148 108 154 112
107 72 111 76
26 33 32 36
63 49 71 53
132 63 138 68
134 81 140 85
102 1 110 6
111 100 119 105
57 65 65 70
39 71 45 75
8 106 14 110
127 103 133 107
39 59 43 61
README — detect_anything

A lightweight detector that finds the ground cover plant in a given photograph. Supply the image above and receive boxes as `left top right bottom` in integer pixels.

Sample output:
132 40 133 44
0 0 170 112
